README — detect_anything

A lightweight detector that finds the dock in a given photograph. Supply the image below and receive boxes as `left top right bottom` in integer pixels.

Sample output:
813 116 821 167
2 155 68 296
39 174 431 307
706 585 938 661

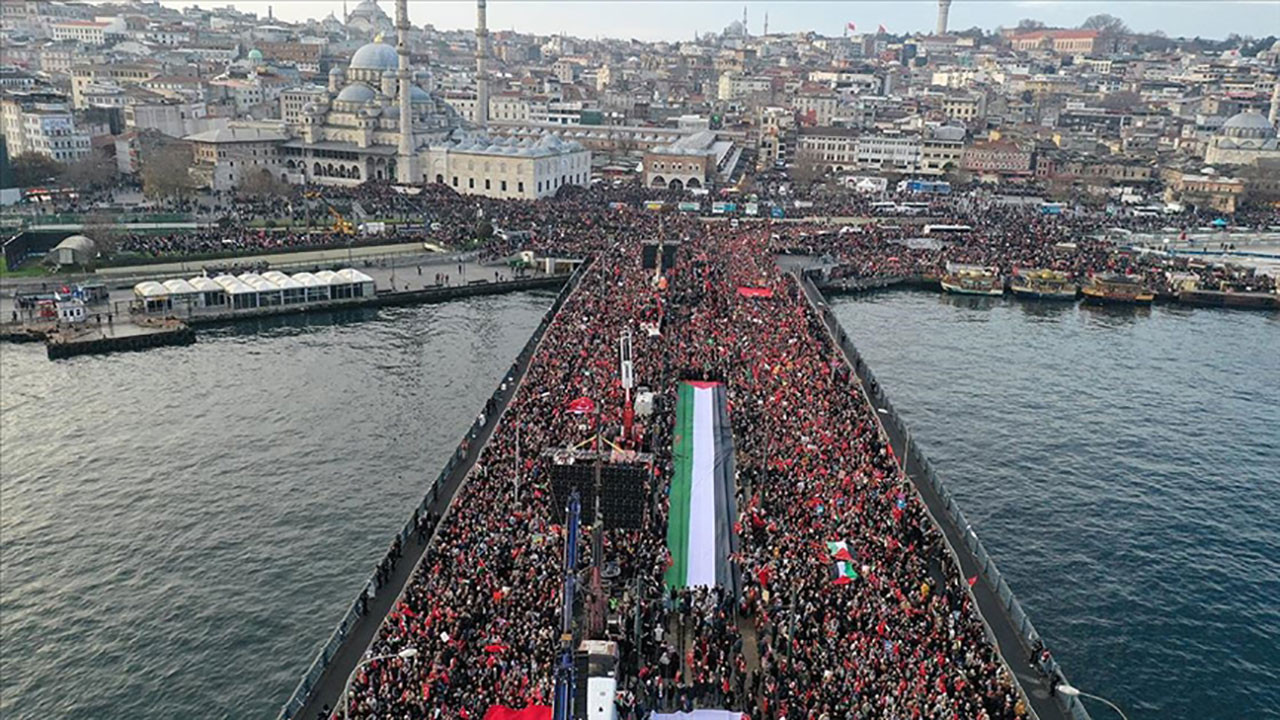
1 274 571 360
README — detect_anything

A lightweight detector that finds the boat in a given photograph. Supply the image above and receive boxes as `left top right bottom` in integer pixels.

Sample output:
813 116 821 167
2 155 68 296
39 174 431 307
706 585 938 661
1010 268 1078 301
1081 274 1155 305
1177 287 1280 310
940 263 1003 296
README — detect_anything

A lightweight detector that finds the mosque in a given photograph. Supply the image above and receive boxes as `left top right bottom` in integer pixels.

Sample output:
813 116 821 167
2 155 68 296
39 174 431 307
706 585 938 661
1203 108 1280 167
193 0 590 200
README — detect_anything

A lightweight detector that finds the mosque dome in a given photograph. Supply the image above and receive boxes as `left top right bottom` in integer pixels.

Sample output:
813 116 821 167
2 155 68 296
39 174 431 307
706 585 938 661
1221 110 1275 139
247 48 263 62
329 66 344 77
336 82 377 103
409 85 431 104
349 42 398 71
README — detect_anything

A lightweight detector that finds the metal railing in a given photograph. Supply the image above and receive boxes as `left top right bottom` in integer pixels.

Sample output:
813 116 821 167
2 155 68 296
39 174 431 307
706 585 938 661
799 269 1090 720
274 257 592 720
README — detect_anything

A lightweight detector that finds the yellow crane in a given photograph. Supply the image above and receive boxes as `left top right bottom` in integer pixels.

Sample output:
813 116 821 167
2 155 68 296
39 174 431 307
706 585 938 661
303 190 355 235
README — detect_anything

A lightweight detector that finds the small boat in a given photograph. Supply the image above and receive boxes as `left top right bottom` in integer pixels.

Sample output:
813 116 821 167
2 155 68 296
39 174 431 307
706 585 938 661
1081 274 1155 305
940 263 1003 296
1010 268 1078 301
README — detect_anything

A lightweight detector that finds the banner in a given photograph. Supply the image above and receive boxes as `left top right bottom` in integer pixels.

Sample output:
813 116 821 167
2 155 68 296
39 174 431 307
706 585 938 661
744 202 759 216
645 201 665 211
484 707 552 720
666 382 738 591
678 201 701 212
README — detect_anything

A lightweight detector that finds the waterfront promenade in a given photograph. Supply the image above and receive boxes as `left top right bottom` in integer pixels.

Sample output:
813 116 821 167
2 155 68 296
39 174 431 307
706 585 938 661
291 226 1074 720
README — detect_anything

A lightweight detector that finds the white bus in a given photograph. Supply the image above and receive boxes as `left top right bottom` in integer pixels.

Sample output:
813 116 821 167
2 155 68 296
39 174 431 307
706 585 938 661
923 224 973 235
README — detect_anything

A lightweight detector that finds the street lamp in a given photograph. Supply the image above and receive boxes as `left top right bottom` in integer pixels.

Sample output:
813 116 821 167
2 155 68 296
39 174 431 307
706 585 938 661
1056 684 1129 720
342 647 419 720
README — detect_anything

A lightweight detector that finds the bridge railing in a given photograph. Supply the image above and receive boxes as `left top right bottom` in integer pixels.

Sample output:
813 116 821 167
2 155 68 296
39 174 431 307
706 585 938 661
799 269 1090 720
275 258 592 720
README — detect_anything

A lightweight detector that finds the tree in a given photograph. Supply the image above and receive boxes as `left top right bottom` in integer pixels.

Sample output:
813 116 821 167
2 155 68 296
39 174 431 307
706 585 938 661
81 211 119 261
140 143 197 200
9 154 65 188
1081 14 1129 36
237 167 286 198
62 151 117 189
1016 19 1046 30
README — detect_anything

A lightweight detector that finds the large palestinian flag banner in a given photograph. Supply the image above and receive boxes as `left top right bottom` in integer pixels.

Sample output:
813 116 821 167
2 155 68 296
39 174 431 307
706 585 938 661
665 381 738 592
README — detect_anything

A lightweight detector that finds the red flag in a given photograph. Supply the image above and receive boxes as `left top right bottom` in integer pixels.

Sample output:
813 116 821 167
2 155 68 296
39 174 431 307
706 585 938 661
967 575 978 586
566 396 595 414
878 23 888 33
846 21 857 32
483 643 508 653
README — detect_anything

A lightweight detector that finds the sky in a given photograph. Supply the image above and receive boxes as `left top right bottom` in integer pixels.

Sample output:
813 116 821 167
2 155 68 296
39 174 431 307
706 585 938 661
168 1 1279 42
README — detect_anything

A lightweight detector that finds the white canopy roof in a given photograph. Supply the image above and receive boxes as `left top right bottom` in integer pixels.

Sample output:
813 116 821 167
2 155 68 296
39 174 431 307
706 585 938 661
238 274 280 293
213 274 256 295
261 271 304 290
162 278 199 295
189 276 223 292
133 281 168 298
291 272 329 288
336 268 374 284
314 270 344 285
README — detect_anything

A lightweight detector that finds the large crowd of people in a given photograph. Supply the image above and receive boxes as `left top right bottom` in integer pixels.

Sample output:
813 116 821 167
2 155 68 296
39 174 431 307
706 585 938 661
338 215 1030 720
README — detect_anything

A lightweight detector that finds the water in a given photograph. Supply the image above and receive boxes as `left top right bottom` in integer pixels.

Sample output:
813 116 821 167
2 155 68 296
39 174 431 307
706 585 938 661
831 292 1280 719
0 292 555 719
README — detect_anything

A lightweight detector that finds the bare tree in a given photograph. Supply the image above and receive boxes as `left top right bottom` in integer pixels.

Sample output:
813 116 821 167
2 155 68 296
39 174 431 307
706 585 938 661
1081 14 1129 36
62 151 117 189
1016 19 1046 30
238 168 286 198
81 211 119 260
140 143 197 200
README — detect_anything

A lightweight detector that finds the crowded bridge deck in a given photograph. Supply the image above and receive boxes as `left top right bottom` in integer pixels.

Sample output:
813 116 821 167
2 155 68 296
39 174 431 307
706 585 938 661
286 218 1089 720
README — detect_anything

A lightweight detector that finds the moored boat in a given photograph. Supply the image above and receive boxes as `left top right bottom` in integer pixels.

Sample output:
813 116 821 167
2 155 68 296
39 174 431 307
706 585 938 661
1010 268 1078 301
1081 273 1155 305
940 263 1003 296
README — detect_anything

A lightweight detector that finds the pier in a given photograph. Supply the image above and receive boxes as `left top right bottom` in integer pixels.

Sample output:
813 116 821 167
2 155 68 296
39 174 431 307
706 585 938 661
2 272 571 360
280 228 1084 720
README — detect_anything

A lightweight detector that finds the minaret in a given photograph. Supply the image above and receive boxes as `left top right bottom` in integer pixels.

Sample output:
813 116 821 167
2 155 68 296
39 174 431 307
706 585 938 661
936 0 951 35
763 12 768 37
395 0 415 182
475 0 490 128
1270 79 1280 129
742 5 748 36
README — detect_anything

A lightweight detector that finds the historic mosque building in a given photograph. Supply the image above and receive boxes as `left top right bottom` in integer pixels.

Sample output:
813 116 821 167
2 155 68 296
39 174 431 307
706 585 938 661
1203 109 1280 167
191 0 590 200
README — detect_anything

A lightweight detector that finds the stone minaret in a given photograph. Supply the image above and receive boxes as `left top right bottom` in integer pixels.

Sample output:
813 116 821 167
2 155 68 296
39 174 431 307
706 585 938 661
1270 79 1280 129
936 0 951 35
395 0 415 182
475 0 490 127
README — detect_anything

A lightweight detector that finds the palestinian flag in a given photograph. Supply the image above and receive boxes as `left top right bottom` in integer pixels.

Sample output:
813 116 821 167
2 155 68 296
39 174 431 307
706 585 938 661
827 541 858 585
665 382 738 592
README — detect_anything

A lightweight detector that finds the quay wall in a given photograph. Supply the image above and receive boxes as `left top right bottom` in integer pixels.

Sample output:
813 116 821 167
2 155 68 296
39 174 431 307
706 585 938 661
278 260 592 720
798 270 1091 720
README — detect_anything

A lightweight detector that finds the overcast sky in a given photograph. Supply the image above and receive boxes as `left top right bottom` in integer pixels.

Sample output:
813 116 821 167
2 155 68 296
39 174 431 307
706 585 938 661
177 1 1277 42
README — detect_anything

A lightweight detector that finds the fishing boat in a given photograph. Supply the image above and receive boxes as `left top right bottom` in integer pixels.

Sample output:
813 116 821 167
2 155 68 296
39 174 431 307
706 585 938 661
1010 268 1078 301
1081 273 1155 305
940 263 1003 296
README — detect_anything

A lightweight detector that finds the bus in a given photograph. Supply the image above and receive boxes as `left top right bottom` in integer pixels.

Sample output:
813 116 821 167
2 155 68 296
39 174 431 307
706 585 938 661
897 202 931 216
870 201 899 215
923 224 973 235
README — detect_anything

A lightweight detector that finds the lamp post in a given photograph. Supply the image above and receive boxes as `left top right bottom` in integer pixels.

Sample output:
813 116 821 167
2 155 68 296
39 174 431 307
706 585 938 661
343 647 418 720
1056 684 1129 720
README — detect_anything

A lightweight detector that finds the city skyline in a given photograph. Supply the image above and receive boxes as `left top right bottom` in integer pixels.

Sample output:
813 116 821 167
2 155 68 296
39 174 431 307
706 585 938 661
163 1 1279 43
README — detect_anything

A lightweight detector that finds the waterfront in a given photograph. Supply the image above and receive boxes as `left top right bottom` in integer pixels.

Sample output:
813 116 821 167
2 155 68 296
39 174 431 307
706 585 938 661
831 291 1280 719
0 291 554 719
